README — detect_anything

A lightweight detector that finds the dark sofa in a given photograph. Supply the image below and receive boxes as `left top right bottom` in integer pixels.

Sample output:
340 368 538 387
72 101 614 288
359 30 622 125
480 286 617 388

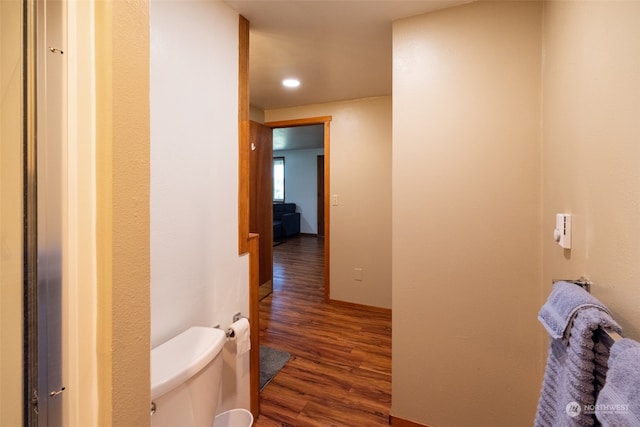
273 203 300 239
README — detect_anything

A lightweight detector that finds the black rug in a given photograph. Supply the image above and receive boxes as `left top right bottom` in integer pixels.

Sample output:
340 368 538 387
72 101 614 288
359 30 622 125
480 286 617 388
273 240 285 247
260 345 291 391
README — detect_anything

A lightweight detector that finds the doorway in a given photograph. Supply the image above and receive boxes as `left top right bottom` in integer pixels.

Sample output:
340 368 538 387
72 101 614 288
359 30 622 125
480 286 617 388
249 117 332 302
264 117 331 302
250 121 328 299
272 125 324 238
247 117 331 414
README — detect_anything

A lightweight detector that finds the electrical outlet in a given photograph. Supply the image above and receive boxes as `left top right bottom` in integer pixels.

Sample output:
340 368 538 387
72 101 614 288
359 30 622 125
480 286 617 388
331 194 339 206
353 268 363 281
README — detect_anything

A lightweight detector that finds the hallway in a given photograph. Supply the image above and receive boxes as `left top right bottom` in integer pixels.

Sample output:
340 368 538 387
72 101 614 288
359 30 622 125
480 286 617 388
254 235 392 426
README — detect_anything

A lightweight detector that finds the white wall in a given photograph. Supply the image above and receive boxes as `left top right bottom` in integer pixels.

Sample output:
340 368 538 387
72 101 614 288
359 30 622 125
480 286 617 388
392 2 543 425
542 1 640 340
273 148 324 234
266 96 392 309
150 0 249 412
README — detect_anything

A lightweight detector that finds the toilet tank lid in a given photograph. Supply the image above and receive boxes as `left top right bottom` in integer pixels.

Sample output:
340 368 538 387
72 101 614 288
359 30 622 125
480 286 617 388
151 326 226 400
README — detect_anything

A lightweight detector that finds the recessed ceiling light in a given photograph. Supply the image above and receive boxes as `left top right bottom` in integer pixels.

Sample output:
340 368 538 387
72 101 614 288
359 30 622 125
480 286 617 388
282 78 300 88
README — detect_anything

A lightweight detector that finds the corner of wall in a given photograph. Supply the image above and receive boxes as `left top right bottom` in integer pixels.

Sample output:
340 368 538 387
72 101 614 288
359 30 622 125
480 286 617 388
249 104 265 123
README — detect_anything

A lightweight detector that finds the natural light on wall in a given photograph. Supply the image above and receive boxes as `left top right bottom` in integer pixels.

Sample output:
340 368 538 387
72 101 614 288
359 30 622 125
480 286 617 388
273 157 285 202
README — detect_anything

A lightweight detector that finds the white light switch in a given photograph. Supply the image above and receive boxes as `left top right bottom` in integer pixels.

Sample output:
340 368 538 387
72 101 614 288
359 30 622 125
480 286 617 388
553 213 572 249
353 268 363 281
331 194 339 206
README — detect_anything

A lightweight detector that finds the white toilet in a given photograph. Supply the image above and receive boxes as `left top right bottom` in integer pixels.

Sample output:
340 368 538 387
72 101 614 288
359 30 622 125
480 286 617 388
151 326 253 427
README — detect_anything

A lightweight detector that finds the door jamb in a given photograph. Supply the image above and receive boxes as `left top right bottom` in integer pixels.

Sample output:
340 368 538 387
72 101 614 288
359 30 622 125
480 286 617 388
264 117 332 302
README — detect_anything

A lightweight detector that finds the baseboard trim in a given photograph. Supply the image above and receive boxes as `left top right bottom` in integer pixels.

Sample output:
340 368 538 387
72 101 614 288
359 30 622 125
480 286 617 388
389 414 431 427
328 299 391 314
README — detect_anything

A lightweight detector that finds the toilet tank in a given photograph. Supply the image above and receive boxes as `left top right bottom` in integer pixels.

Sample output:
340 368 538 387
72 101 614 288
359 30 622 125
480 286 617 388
151 327 226 427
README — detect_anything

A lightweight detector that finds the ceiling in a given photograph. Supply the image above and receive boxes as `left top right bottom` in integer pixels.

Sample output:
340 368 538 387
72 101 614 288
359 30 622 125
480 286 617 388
223 0 469 150
224 0 470 111
273 125 325 151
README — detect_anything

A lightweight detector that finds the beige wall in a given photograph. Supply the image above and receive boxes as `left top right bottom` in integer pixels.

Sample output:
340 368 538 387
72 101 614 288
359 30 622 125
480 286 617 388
542 1 640 340
392 2 543 425
95 0 150 425
265 96 392 309
0 1 24 425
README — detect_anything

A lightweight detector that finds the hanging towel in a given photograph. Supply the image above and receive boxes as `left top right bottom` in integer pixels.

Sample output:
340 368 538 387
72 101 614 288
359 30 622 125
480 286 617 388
595 338 640 427
538 281 616 341
535 283 622 427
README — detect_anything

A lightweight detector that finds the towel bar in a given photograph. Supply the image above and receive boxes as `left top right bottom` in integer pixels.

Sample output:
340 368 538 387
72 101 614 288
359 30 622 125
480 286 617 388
556 277 623 344
553 276 591 293
601 328 623 345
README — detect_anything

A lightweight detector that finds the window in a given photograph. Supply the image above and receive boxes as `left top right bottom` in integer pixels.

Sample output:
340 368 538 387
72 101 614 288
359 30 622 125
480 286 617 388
273 157 285 202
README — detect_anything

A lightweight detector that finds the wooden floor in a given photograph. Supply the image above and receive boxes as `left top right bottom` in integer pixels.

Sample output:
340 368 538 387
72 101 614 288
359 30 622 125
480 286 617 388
254 235 392 427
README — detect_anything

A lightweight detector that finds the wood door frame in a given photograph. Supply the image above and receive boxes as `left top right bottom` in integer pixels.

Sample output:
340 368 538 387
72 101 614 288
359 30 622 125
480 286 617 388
237 15 263 418
264 117 332 303
317 155 325 237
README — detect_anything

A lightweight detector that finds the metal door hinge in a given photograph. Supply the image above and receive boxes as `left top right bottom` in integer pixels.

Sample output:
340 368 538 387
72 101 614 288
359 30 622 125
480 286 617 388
32 389 39 415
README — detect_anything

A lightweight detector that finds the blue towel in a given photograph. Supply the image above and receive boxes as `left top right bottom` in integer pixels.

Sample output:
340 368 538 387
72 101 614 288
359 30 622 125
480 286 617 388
538 281 617 341
536 308 622 427
535 282 622 427
595 338 640 427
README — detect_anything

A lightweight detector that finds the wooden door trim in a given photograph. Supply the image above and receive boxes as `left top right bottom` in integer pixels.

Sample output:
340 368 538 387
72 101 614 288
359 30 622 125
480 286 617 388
237 15 261 418
247 233 260 418
316 155 325 237
322 121 330 303
264 117 332 303
265 116 331 128
238 15 250 256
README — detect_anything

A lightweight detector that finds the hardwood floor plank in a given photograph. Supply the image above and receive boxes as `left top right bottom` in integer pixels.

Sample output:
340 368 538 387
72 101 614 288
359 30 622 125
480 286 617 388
259 381 309 423
254 235 392 427
297 400 390 427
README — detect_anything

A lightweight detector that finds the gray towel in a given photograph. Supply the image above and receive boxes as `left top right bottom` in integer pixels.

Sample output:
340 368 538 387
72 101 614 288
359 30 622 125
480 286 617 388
535 307 622 427
595 338 640 427
538 281 615 341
